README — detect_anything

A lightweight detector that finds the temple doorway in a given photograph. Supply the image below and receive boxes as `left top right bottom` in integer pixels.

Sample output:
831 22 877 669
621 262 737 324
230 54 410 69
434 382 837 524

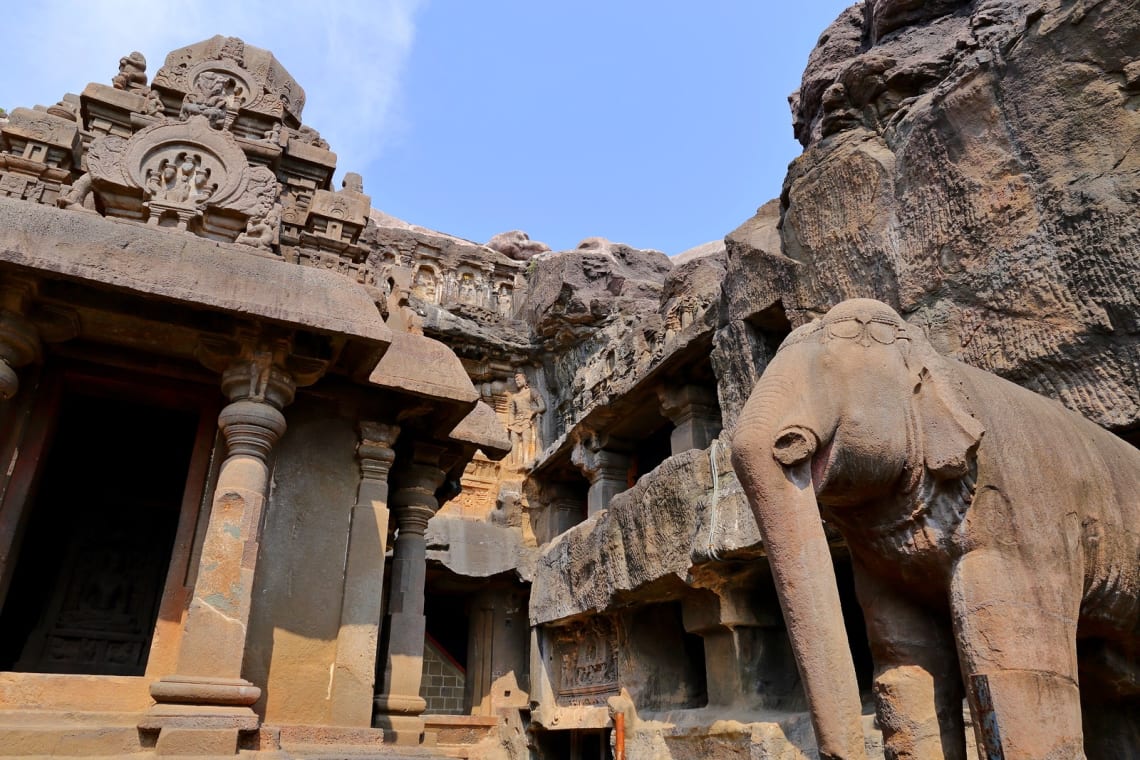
0 380 204 676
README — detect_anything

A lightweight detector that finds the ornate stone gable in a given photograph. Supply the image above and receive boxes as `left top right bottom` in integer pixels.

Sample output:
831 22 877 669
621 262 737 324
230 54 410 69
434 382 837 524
152 35 305 128
84 116 277 240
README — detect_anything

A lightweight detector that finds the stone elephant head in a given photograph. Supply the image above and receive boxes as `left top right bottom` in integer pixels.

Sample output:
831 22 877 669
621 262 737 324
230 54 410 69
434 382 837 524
730 299 983 758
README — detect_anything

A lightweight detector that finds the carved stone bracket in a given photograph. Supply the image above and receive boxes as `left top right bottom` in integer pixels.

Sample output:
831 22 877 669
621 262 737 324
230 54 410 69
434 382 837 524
197 327 328 407
0 278 41 399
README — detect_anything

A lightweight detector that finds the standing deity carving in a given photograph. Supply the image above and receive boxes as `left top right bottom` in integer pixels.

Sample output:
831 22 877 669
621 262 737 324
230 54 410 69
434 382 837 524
507 373 545 467
412 267 438 303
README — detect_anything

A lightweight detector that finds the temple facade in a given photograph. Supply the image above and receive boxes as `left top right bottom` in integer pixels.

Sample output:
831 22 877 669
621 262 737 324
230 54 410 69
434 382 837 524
1 1 1139 756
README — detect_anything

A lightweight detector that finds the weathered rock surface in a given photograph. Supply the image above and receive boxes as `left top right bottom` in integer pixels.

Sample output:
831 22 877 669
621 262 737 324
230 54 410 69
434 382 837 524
518 238 672 345
734 0 1140 436
530 444 758 625
486 229 551 261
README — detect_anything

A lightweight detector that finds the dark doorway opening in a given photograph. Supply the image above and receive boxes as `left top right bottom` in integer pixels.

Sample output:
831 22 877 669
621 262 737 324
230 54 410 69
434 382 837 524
0 390 199 675
534 729 612 760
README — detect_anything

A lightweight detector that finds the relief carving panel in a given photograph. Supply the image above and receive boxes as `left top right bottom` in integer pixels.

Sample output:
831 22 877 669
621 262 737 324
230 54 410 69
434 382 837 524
552 618 619 706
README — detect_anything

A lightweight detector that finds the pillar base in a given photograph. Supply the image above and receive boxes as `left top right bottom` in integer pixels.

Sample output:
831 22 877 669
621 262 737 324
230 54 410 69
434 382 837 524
373 714 427 746
373 692 427 715
153 726 240 756
140 703 259 757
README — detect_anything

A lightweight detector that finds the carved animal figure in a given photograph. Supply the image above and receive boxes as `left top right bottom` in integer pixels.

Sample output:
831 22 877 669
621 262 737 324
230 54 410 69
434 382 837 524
730 298 1140 760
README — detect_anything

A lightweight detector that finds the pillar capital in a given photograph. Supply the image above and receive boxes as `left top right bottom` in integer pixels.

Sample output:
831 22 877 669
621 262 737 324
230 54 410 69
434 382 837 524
570 431 632 485
657 382 722 454
358 421 399 479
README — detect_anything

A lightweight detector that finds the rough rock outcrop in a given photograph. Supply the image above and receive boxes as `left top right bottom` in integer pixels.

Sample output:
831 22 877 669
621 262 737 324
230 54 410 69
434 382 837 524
486 229 551 261
728 0 1140 436
519 238 672 345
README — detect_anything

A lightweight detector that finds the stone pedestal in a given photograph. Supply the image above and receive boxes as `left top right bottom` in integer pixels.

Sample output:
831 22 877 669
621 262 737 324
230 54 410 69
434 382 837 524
373 442 446 745
658 384 722 455
571 435 631 518
330 422 400 726
143 352 294 755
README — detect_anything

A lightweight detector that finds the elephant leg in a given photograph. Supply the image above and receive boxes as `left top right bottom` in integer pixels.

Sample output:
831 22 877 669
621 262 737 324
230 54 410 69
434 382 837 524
950 549 1085 759
854 567 966 760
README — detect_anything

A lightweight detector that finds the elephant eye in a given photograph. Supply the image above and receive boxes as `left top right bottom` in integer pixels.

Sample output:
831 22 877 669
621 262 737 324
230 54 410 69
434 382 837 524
829 319 862 339
868 322 897 344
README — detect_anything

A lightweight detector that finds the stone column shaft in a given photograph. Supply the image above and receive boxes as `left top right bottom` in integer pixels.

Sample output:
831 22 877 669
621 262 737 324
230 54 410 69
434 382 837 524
330 421 399 726
144 346 295 755
374 442 446 744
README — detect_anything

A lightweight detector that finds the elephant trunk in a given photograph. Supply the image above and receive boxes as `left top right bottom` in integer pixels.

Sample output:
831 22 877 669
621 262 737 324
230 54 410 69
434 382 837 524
732 367 867 760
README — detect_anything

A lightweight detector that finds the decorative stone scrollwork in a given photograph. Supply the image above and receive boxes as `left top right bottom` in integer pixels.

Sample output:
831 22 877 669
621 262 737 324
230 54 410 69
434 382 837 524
83 115 280 240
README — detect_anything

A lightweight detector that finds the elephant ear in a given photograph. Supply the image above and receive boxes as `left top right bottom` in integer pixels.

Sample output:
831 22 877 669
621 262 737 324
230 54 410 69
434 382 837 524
913 356 985 480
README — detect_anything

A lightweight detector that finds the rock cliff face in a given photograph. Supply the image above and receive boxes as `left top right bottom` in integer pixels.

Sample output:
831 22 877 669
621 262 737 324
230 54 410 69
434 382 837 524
721 0 1140 436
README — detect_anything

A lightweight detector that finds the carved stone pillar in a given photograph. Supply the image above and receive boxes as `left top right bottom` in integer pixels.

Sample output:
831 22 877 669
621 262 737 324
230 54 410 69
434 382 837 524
373 441 447 744
571 434 631 518
658 384 722 455
143 339 295 756
0 278 40 400
329 421 400 726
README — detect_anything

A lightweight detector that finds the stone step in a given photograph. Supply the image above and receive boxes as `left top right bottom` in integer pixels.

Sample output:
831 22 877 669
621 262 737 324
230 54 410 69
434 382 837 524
0 724 142 757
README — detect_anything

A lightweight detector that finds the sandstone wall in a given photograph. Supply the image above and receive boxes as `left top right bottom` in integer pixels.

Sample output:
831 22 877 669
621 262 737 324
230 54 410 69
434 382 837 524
720 0 1140 435
246 398 360 726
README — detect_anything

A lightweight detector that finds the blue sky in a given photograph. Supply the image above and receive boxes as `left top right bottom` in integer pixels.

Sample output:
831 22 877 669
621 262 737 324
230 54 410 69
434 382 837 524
3 1 854 255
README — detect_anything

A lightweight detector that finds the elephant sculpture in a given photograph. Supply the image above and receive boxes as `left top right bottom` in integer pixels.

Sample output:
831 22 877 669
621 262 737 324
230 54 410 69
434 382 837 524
730 299 1139 759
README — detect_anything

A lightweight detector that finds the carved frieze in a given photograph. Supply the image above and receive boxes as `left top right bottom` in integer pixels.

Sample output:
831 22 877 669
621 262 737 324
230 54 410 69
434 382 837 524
552 618 620 706
85 116 278 239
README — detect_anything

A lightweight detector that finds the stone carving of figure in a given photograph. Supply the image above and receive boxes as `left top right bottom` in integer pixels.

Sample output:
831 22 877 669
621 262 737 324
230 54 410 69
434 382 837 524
496 283 513 317
507 373 545 467
143 88 165 117
235 202 280 249
180 72 228 129
412 267 437 302
57 173 94 211
459 274 476 304
176 153 198 201
191 166 216 202
262 122 282 144
112 52 147 91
